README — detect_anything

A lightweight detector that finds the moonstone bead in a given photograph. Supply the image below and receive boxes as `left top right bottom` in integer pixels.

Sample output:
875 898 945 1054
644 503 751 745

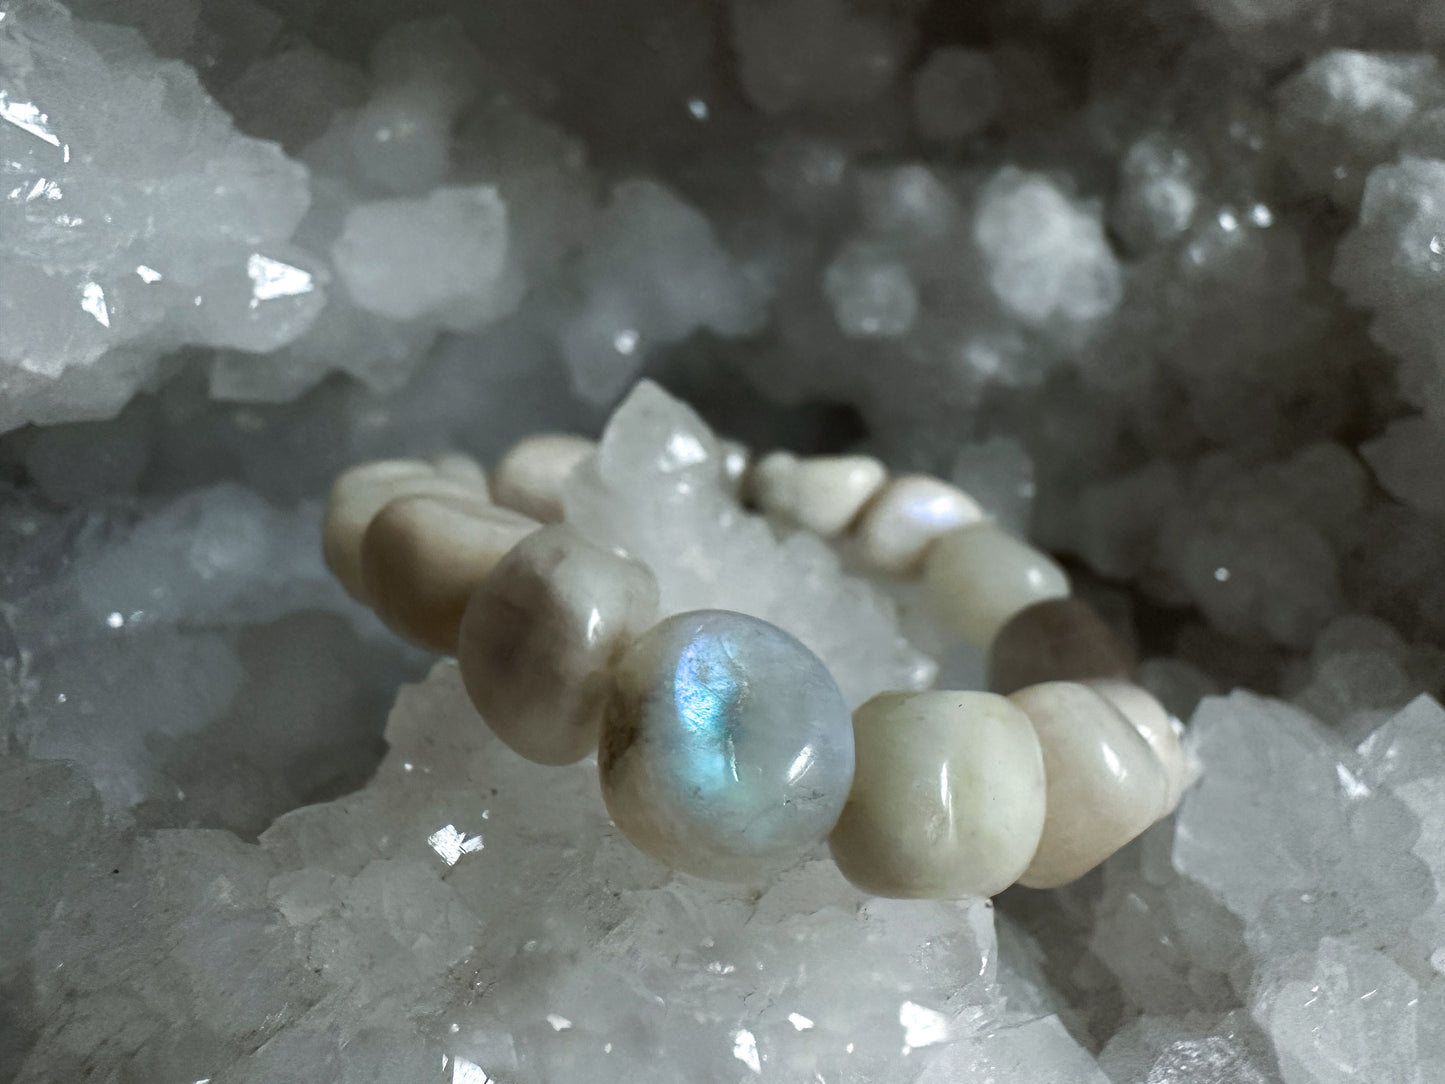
1009 681 1170 889
852 474 987 574
829 690 1046 899
751 452 888 537
987 597 1136 694
923 522 1070 649
360 493 539 653
491 434 596 522
1087 679 1190 818
323 456 490 604
457 524 659 766
600 610 855 880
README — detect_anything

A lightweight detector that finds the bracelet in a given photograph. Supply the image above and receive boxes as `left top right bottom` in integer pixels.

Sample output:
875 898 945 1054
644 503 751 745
322 400 1190 901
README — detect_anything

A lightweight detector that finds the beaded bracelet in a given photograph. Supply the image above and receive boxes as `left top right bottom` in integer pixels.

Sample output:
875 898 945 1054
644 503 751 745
322 429 1191 900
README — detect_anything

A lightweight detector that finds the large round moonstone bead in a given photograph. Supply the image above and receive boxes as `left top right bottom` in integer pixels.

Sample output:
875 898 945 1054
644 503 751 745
599 610 855 881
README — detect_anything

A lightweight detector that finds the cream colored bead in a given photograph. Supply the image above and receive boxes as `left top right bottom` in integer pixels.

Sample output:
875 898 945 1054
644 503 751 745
852 474 988 574
1009 681 1170 889
752 451 887 537
360 493 539 653
322 458 491 604
922 522 1070 649
458 524 659 766
829 690 1046 899
429 451 489 486
1087 679 1189 819
491 434 596 522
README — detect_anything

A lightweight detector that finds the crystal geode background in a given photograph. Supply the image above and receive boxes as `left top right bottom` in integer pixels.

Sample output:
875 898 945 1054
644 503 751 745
2 0 1445 1080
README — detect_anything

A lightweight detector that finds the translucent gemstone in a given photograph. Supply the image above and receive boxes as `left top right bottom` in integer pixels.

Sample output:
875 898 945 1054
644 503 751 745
829 690 1046 899
923 523 1071 649
491 434 597 523
987 597 1136 694
600 610 855 880
1009 681 1170 889
852 474 987 575
458 524 659 765
322 456 492 604
361 493 538 654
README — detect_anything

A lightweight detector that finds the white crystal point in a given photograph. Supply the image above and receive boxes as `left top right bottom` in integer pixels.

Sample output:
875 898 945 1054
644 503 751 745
852 474 988 574
491 433 597 523
751 451 888 537
360 493 539 653
322 458 492 604
1009 681 1171 889
1088 679 1190 818
923 522 1070 648
458 524 659 765
600 610 855 881
829 690 1046 899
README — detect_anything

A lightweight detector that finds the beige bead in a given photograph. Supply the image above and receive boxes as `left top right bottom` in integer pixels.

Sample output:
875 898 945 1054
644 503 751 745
922 522 1070 649
360 493 539 653
752 451 888 537
1009 681 1170 889
457 524 659 766
1087 679 1189 819
491 434 596 522
429 452 489 486
987 597 1136 695
322 458 490 604
852 474 987 574
829 690 1046 899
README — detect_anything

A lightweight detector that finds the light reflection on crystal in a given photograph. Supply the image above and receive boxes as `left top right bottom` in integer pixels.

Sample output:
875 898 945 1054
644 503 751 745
788 1012 814 1031
450 1056 493 1084
0 91 61 146
81 282 110 327
246 253 315 305
545 1013 572 1031
136 265 163 284
732 1028 762 1073
426 823 484 865
898 1001 948 1049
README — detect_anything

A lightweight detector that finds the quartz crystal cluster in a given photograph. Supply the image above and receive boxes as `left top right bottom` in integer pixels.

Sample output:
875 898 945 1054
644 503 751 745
4 0 1445 1079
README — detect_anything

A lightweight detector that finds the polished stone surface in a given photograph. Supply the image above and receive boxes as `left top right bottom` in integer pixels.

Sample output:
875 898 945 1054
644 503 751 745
322 456 491 603
830 690 1046 899
600 609 855 880
458 524 658 765
1008 681 1170 889
987 597 1136 694
852 474 987 574
491 433 597 522
923 522 1071 649
1088 679 1191 818
361 493 538 653
752 451 887 537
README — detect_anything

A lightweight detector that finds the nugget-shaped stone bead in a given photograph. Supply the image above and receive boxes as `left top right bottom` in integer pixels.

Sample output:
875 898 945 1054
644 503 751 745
323 457 490 604
987 597 1136 695
829 690 1046 899
361 493 538 653
752 452 888 537
923 523 1070 649
853 474 987 574
600 610 855 881
1009 682 1170 889
457 524 658 766
491 434 596 522
1088 679 1189 818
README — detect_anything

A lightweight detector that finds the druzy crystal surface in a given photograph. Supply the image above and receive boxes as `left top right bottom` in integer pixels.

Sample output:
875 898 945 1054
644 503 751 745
4 0 1445 1080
